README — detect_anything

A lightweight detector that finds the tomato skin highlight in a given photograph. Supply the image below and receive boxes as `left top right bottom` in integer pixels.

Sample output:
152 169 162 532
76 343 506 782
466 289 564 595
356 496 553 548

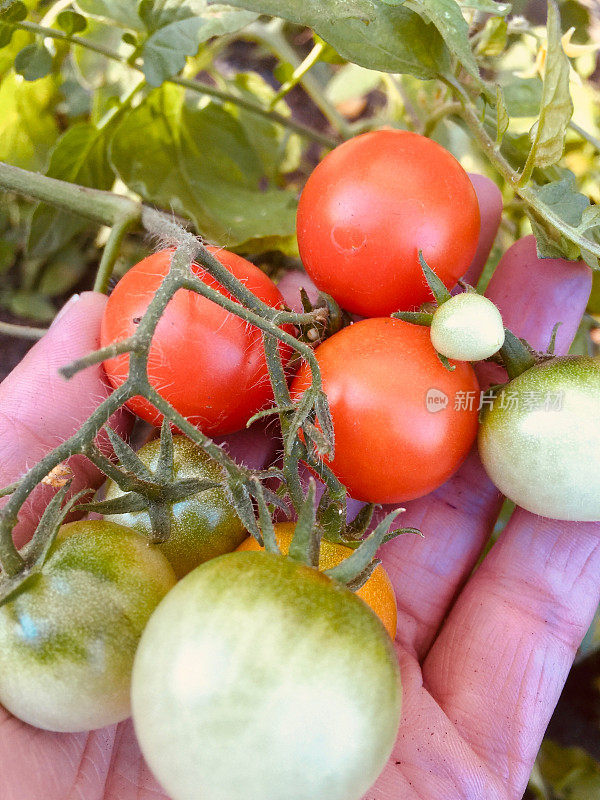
296 130 480 316
101 248 294 435
105 435 246 578
290 317 480 503
479 356 600 521
132 550 402 800
237 521 397 638
0 520 176 732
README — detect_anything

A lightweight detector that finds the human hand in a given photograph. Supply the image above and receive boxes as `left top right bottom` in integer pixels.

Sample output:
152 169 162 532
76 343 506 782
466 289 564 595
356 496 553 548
0 176 594 800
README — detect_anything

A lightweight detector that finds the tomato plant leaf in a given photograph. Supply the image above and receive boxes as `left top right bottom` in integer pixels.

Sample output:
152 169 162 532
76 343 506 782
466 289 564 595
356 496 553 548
526 0 573 170
402 0 482 86
27 122 114 258
526 171 599 266
138 0 257 86
110 84 297 248
14 43 53 81
37 242 89 296
475 16 507 56
456 0 510 11
56 10 88 34
74 0 143 29
216 0 450 79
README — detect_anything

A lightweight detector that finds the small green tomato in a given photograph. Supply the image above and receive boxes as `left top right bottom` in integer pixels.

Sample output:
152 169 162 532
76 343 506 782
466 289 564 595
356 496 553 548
132 551 402 800
105 435 246 578
479 356 600 521
0 520 176 732
430 292 505 361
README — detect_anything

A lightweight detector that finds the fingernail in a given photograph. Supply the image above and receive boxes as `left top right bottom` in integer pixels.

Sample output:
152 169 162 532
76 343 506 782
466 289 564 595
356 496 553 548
50 294 80 328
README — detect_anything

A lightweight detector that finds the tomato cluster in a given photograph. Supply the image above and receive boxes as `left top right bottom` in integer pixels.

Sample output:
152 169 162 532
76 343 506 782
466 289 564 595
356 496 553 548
4 130 596 800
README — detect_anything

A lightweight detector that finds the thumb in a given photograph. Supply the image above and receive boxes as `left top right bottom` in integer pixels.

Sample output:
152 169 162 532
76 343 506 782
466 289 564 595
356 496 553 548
0 292 132 548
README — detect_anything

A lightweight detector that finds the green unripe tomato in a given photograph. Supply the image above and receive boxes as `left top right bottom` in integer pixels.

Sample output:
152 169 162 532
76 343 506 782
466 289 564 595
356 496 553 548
105 435 246 578
479 356 600 521
0 520 176 732
430 292 505 361
132 551 402 800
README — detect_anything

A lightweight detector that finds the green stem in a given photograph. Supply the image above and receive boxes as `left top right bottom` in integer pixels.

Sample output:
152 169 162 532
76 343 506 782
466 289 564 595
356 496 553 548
568 120 600 153
0 320 47 340
246 20 353 139
13 20 338 149
499 329 536 380
269 39 326 109
93 212 139 293
0 161 140 225
423 101 463 137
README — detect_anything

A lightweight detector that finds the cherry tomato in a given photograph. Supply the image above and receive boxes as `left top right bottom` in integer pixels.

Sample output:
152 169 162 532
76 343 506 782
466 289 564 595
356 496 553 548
105 435 247 578
430 292 505 362
296 130 480 316
479 355 600 521
101 248 294 435
132 551 402 800
0 520 175 732
237 521 397 638
290 317 480 503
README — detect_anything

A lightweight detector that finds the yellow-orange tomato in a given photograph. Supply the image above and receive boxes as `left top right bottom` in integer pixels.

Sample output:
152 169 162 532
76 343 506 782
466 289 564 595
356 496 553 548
237 522 397 638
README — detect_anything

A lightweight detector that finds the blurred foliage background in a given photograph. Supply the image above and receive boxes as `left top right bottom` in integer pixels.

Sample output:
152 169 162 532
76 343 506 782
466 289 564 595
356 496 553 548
0 0 599 795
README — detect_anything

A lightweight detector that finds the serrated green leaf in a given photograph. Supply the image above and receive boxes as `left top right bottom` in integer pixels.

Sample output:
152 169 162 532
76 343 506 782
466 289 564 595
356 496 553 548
15 43 53 81
475 17 507 56
74 0 143 29
225 71 301 179
526 171 598 265
0 1 27 22
214 0 449 79
527 0 573 169
73 18 132 90
27 122 113 258
110 84 297 248
56 10 87 34
496 84 508 145
403 0 481 85
502 77 543 118
138 1 257 86
1 289 56 321
36 242 88 296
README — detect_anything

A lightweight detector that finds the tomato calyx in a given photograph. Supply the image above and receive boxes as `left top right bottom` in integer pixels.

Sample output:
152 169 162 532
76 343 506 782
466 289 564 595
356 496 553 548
0 483 89 607
79 421 223 544
257 477 418 593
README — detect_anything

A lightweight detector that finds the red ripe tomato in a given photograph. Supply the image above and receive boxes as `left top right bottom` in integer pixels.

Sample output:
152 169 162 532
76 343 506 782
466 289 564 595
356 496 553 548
290 317 479 504
296 130 480 317
101 248 293 435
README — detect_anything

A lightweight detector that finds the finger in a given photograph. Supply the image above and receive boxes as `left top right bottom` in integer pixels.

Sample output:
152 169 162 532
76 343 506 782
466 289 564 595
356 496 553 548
376 238 591 658
422 264 594 797
461 174 503 286
277 269 320 313
0 293 132 548
214 419 281 471
423 513 599 798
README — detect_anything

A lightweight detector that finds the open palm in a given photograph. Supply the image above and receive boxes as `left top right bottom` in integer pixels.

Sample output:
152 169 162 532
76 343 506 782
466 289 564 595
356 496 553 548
0 209 596 798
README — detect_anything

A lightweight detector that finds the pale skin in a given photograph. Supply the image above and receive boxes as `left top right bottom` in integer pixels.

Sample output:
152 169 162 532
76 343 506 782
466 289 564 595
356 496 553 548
0 176 596 800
